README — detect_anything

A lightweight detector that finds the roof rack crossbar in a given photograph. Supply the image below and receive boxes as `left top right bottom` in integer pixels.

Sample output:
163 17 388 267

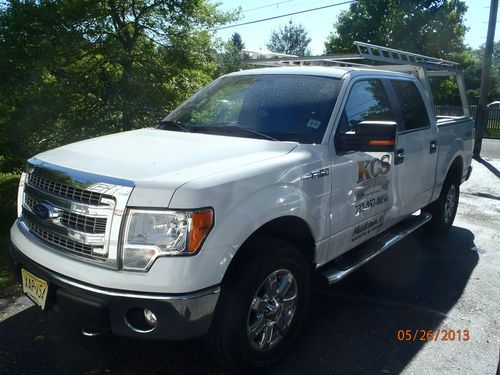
354 41 460 71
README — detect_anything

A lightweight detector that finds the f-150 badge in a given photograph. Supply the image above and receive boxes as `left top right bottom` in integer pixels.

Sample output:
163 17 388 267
302 168 329 181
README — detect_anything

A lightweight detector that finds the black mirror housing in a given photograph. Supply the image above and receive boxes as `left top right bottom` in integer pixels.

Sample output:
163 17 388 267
337 121 397 152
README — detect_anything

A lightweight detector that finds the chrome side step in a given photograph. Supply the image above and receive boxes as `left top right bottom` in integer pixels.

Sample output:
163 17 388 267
321 212 432 285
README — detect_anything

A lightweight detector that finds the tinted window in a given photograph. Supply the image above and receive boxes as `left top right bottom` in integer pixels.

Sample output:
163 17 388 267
161 74 341 144
391 80 430 131
338 80 394 134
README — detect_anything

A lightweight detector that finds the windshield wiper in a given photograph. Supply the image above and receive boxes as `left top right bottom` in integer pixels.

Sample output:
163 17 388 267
237 127 278 141
157 120 191 133
198 125 278 141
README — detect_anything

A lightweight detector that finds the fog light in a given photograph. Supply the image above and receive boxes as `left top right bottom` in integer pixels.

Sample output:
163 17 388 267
125 307 157 333
144 309 157 326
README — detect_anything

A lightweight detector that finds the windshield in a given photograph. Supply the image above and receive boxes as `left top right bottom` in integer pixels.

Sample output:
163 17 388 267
158 74 341 144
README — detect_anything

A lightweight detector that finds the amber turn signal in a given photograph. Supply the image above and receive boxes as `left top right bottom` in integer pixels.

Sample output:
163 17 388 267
188 209 214 253
368 139 395 146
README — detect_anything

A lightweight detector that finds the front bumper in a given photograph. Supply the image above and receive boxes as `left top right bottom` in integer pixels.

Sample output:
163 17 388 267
9 242 219 340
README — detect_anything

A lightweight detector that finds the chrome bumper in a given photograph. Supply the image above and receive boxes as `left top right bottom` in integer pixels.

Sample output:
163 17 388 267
9 242 220 340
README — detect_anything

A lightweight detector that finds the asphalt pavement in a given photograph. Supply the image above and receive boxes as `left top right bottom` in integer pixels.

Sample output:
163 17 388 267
0 152 499 374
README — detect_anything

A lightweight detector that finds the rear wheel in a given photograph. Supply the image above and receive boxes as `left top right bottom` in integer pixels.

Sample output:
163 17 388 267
424 177 460 234
207 238 310 371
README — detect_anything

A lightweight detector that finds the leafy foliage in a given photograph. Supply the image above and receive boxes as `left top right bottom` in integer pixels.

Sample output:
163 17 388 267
215 32 251 76
463 41 500 104
323 0 486 106
267 20 311 56
231 32 245 51
0 0 236 166
325 0 468 59
0 171 19 289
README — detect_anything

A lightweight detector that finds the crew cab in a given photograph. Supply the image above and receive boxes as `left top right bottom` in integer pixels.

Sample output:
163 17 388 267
9 43 473 371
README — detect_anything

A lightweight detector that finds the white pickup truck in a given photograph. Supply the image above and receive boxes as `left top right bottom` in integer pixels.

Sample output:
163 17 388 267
9 43 473 370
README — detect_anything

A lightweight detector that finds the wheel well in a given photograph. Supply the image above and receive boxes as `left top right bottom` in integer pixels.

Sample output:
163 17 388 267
222 216 316 283
447 156 463 183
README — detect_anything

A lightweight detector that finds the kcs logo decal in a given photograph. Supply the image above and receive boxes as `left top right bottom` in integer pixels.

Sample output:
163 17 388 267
357 154 391 184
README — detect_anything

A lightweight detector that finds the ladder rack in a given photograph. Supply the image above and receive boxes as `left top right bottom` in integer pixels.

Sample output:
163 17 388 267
242 41 459 72
354 41 460 72
241 41 469 117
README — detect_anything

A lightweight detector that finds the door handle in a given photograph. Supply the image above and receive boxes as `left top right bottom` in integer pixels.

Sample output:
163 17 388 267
430 140 438 154
395 149 405 165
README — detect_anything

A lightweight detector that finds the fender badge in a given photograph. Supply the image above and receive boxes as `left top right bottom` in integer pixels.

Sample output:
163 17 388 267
302 168 329 181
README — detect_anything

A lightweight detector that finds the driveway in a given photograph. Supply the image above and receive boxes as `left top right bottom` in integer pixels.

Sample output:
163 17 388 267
1 158 499 374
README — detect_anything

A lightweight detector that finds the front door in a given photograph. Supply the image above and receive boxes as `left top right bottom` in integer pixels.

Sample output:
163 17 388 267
328 79 400 259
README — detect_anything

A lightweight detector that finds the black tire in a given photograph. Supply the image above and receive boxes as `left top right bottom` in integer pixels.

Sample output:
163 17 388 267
424 176 460 234
207 237 311 372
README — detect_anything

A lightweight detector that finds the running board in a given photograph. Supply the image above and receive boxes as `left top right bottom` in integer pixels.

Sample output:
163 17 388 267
321 212 431 285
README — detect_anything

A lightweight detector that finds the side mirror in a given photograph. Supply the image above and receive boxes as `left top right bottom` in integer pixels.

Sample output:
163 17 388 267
337 121 397 152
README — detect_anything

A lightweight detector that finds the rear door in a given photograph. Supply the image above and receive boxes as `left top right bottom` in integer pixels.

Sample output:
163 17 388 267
389 79 438 216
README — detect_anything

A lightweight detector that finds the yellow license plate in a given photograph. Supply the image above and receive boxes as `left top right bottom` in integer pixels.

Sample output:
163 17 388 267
21 269 48 310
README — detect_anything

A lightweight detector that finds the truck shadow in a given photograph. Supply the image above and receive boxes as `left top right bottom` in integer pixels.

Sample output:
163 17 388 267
474 156 500 178
269 226 479 374
0 226 478 375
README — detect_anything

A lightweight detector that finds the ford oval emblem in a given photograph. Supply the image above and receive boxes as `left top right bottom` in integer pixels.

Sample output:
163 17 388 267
33 203 56 221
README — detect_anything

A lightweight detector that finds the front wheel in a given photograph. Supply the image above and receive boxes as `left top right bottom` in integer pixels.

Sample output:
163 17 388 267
207 238 310 371
424 177 460 234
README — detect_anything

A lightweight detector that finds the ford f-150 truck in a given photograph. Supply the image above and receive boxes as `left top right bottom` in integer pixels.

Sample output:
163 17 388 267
9 43 473 370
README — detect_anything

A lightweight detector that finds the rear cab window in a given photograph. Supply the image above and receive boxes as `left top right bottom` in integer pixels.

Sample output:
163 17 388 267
391 80 431 131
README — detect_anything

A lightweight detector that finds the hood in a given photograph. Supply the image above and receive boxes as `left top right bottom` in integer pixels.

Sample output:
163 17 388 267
34 128 297 193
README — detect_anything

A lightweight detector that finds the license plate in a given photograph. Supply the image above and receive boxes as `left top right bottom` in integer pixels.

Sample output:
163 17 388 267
21 269 48 310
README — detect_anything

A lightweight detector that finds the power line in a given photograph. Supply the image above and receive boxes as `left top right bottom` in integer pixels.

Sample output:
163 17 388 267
242 0 298 14
241 0 335 14
213 0 356 31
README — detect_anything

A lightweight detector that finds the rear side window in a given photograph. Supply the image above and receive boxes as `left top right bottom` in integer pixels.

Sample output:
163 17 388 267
391 80 430 131
338 80 394 134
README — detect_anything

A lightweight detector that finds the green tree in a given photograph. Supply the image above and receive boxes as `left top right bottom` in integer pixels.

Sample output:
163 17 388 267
324 0 473 107
324 0 468 59
267 20 311 56
231 32 245 51
216 32 248 76
463 41 500 104
0 0 235 165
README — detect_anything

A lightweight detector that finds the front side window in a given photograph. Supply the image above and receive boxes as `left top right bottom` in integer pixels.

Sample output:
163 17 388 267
337 80 394 134
158 74 341 144
391 80 430 131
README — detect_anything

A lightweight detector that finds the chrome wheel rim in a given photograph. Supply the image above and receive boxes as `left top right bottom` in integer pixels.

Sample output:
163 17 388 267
247 269 298 352
444 184 456 223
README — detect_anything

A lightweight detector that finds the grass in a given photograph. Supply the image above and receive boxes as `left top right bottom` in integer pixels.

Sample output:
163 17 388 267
0 172 20 289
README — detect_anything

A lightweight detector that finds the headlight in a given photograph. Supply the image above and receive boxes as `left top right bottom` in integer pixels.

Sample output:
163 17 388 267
122 208 214 271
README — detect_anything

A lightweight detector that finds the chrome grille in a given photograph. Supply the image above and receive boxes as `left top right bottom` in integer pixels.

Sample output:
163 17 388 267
27 173 112 206
61 212 107 234
24 194 107 234
22 160 134 269
23 214 104 258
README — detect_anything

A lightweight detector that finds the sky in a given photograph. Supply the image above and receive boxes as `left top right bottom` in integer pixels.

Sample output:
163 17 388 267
214 0 498 55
